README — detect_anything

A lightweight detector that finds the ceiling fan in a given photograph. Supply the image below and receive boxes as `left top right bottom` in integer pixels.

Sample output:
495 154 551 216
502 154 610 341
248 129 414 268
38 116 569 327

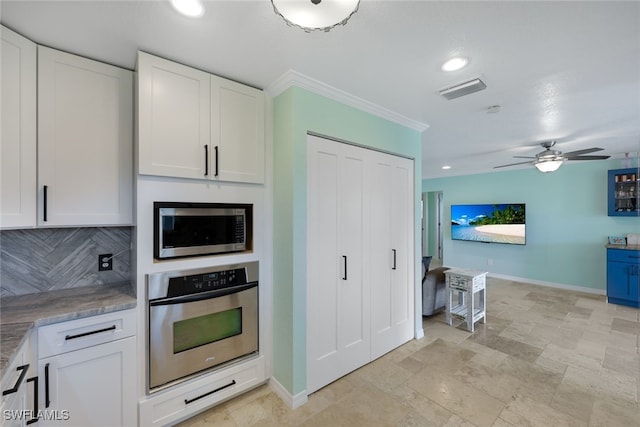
494 141 611 173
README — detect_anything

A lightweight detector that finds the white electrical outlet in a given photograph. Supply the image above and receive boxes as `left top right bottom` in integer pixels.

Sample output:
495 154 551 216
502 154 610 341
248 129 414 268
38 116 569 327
487 258 494 266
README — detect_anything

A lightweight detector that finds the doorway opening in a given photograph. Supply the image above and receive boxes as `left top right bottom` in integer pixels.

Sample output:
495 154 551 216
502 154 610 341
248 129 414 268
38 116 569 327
422 191 443 263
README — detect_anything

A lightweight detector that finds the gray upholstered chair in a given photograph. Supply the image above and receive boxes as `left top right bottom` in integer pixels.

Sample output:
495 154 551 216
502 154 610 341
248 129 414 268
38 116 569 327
422 262 449 316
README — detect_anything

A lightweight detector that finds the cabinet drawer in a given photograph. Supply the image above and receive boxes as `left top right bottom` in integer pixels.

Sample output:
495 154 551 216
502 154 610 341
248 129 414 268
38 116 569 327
38 309 136 358
140 356 266 426
607 249 640 264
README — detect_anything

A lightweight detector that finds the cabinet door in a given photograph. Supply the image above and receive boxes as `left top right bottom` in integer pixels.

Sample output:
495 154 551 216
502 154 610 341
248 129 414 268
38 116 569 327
1 333 37 426
211 76 265 183
38 46 133 226
138 52 211 179
306 135 369 394
608 168 640 216
369 152 414 359
1 26 37 229
607 260 640 304
38 337 136 427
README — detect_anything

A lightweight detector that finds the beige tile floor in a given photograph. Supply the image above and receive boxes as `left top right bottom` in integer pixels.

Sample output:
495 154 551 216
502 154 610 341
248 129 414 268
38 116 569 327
178 277 640 427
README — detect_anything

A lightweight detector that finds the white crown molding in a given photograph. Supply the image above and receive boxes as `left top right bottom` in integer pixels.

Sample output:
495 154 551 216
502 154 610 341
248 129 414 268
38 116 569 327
267 69 429 133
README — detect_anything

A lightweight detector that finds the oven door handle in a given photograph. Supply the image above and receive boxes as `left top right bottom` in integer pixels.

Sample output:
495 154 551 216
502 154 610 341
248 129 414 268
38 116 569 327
149 282 258 306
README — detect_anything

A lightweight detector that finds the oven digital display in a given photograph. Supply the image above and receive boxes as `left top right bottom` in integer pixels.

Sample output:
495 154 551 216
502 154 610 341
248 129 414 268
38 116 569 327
173 308 243 354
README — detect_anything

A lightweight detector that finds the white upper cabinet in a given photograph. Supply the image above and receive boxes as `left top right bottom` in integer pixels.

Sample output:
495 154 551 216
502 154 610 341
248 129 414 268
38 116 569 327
211 75 265 183
137 52 211 179
137 52 265 184
38 46 133 226
1 26 37 229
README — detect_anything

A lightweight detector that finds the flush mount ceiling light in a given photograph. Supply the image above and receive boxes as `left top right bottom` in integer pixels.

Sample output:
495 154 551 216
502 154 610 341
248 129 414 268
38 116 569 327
441 57 469 72
271 0 360 32
170 0 204 17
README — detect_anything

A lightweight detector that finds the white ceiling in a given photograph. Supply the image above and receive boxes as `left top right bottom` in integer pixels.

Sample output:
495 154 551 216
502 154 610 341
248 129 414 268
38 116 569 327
2 0 639 178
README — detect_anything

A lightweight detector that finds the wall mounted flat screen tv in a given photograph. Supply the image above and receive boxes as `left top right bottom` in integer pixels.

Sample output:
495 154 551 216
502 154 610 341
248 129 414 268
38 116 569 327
451 203 526 245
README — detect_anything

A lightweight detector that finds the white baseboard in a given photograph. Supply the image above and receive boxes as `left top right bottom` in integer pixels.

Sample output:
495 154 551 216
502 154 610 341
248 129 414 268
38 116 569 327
415 327 425 339
268 377 308 409
486 271 606 296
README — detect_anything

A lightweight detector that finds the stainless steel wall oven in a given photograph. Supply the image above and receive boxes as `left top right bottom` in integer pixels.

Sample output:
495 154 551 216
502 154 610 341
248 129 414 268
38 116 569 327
147 261 259 391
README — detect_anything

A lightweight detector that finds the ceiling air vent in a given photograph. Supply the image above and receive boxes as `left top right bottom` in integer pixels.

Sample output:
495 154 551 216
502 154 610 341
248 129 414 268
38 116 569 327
439 78 486 100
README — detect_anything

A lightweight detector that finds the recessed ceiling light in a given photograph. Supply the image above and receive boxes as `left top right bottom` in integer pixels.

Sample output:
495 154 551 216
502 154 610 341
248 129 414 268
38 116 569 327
441 57 469 72
442 165 452 170
170 0 204 17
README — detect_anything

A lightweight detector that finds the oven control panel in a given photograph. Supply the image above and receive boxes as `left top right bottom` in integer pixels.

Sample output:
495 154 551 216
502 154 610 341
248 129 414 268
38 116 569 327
166 268 248 297
147 261 259 301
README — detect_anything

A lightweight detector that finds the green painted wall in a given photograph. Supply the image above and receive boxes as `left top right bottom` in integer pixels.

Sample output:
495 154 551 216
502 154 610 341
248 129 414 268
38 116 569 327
273 86 422 396
422 159 639 291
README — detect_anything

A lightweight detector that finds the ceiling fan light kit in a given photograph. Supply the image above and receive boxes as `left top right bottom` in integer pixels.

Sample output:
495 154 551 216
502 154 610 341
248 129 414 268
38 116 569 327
271 0 360 32
534 159 563 173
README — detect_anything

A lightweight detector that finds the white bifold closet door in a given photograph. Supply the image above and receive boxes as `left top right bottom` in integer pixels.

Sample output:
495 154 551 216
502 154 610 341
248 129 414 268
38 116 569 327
307 134 414 395
306 135 370 395
369 150 414 359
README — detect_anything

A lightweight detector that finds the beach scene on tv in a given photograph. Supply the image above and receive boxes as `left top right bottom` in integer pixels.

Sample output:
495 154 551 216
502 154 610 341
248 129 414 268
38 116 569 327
451 204 526 245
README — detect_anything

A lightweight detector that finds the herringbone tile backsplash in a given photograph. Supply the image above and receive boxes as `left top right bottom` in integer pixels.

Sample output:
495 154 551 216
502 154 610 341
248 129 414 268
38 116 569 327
0 227 132 297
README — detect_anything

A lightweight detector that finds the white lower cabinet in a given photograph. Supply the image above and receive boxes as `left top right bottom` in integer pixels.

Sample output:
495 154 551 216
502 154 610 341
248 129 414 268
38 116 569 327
139 356 266 426
36 310 137 427
306 134 415 394
1 333 37 426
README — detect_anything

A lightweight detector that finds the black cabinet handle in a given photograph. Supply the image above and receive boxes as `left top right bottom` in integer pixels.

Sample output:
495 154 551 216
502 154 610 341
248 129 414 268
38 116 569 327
2 364 29 396
204 145 209 176
43 185 48 222
45 363 51 408
392 249 397 270
26 376 38 425
214 146 219 177
65 325 116 341
342 255 348 280
184 380 236 405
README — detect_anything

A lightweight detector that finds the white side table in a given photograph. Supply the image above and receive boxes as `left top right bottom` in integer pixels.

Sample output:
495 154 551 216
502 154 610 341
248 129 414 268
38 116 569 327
445 269 487 332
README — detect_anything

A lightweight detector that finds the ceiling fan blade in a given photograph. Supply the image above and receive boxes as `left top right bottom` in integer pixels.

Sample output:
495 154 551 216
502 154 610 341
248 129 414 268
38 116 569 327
562 147 603 157
566 155 611 160
493 160 533 169
513 156 536 159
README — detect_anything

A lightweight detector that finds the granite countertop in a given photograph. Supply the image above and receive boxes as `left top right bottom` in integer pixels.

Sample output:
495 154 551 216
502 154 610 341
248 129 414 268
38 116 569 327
0 282 136 378
606 244 640 251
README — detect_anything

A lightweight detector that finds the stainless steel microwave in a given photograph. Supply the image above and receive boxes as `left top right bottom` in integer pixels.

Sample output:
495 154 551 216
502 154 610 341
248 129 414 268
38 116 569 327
154 202 252 260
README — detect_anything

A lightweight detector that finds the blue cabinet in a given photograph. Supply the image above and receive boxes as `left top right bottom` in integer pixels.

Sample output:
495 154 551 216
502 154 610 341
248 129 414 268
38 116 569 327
608 168 639 216
607 248 640 308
